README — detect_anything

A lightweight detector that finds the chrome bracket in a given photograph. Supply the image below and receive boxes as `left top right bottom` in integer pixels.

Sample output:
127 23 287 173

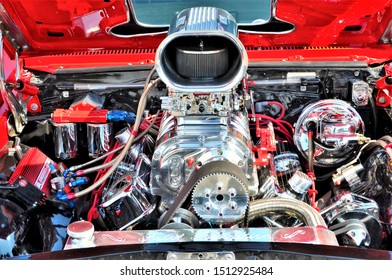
0 30 27 136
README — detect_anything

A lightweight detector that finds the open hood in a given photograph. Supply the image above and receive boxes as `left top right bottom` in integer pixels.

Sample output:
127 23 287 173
2 2 392 263
0 0 392 57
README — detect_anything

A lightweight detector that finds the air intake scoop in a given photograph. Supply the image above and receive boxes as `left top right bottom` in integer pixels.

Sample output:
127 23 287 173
155 7 248 92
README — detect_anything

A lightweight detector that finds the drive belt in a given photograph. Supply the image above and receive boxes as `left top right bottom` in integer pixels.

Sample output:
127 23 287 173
158 161 248 228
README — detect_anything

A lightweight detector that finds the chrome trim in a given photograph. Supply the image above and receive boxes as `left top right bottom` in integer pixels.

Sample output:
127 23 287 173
248 198 327 227
0 4 29 51
167 252 235 260
64 227 338 249
86 123 113 158
52 122 78 160
0 31 27 135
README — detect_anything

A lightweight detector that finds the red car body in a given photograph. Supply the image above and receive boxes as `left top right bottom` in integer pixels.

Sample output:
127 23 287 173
1 0 392 259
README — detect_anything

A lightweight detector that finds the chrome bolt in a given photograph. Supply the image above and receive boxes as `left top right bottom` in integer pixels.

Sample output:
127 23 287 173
30 103 38 111
378 97 386 104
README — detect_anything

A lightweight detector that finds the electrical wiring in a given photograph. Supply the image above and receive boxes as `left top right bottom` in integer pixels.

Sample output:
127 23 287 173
70 68 160 199
267 101 285 120
249 113 293 143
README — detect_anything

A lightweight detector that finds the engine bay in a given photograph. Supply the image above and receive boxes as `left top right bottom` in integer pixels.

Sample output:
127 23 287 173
1 7 392 258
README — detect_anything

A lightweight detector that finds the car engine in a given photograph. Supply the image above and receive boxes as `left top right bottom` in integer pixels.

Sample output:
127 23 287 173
1 7 392 258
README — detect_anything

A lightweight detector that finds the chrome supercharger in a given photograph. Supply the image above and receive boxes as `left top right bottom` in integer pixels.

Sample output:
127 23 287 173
150 7 258 225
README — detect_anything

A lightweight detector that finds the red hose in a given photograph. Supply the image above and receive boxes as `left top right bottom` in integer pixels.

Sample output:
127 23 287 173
249 113 294 143
267 101 285 120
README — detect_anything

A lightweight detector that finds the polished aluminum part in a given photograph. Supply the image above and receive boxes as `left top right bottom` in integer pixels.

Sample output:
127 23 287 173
100 181 155 230
321 193 379 224
287 171 312 199
67 221 95 248
294 99 365 166
115 127 131 145
332 163 364 187
52 122 77 159
0 4 30 51
150 111 258 211
0 31 27 136
274 152 301 176
258 176 280 198
247 198 327 227
167 252 235 260
64 226 338 250
160 208 199 230
192 172 249 224
168 7 238 36
351 80 370 107
155 7 248 93
99 135 155 230
87 123 113 158
329 219 371 247
50 177 66 191
321 193 382 248
160 91 236 116
258 173 311 201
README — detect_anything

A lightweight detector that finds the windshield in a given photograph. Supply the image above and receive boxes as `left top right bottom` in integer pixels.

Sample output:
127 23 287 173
129 0 272 26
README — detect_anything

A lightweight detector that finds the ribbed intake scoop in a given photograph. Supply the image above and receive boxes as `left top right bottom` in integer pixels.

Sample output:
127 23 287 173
155 7 248 93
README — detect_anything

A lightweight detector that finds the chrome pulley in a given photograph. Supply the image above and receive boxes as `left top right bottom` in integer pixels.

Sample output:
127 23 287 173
192 171 249 225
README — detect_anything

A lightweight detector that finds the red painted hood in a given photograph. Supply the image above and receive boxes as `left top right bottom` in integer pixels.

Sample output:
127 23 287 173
1 0 392 58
